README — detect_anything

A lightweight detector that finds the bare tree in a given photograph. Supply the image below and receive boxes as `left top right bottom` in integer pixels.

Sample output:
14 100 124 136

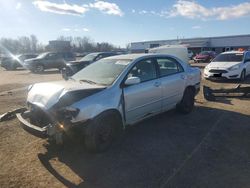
30 35 38 53
0 35 124 55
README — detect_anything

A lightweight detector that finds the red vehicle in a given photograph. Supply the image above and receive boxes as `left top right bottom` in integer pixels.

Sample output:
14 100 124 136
193 51 216 63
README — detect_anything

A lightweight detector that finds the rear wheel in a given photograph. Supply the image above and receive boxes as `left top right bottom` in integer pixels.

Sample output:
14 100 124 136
84 112 122 153
177 87 195 114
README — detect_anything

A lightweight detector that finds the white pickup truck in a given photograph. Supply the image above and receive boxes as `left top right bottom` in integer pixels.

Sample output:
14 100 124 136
17 52 201 152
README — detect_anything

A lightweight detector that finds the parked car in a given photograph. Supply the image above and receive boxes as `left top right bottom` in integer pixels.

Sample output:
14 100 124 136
193 51 216 63
24 52 75 73
204 50 250 81
0 54 37 70
17 53 200 152
62 52 118 78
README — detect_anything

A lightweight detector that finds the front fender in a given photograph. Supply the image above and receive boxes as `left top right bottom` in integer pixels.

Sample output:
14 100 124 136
71 88 124 124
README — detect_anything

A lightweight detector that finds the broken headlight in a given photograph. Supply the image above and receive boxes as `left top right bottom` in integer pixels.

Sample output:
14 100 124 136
228 64 240 71
57 107 80 120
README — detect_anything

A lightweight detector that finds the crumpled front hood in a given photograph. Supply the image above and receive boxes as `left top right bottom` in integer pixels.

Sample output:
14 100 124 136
208 61 241 69
27 80 106 109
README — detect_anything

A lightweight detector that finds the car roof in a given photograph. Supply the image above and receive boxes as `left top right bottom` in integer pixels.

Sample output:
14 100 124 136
221 51 247 54
88 52 116 55
105 53 163 61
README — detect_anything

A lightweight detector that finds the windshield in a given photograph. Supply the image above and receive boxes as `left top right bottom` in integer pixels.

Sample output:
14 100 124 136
212 53 243 62
37 52 48 59
72 59 131 85
80 53 98 61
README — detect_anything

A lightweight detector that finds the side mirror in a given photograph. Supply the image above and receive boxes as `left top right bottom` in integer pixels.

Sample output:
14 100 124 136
124 77 140 86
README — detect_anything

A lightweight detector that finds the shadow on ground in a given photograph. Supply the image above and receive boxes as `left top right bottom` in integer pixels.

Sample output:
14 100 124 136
38 106 250 188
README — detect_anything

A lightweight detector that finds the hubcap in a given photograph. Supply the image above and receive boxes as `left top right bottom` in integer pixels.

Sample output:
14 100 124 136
36 66 43 72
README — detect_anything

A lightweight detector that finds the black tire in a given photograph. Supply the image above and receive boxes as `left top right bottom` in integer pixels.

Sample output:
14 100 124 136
5 63 16 70
240 69 246 82
177 87 195 114
34 64 44 73
5 66 11 71
84 112 122 153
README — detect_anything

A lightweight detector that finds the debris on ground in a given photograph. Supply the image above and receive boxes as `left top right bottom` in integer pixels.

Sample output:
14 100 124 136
203 84 250 101
0 107 26 122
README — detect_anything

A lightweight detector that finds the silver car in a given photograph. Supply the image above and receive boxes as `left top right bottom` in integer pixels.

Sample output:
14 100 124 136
17 54 201 152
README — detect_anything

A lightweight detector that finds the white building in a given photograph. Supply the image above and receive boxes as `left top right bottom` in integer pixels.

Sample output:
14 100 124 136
131 34 250 54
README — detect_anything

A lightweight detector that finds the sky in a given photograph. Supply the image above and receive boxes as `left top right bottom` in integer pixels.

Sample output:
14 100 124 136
0 0 250 47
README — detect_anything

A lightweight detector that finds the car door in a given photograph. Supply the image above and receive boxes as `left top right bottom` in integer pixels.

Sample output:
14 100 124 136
123 58 162 124
244 52 250 75
53 53 65 68
44 53 58 68
155 57 186 111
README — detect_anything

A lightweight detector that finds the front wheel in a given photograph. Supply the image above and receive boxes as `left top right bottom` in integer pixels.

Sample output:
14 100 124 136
33 64 44 73
84 112 122 153
5 63 16 70
177 87 195 114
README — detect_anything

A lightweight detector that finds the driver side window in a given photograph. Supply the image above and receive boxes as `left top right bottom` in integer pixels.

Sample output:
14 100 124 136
95 54 103 61
246 52 250 61
47 53 57 59
127 59 157 82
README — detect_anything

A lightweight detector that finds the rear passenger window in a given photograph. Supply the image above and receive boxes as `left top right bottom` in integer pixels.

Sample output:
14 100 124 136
156 58 184 77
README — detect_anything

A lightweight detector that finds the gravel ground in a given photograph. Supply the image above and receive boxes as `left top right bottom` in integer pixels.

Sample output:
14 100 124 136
0 67 250 188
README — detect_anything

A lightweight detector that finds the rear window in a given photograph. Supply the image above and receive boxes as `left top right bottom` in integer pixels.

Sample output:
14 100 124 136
212 53 243 62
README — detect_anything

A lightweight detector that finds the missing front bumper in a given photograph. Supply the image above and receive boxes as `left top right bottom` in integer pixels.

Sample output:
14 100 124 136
16 110 72 144
203 84 250 101
16 112 48 138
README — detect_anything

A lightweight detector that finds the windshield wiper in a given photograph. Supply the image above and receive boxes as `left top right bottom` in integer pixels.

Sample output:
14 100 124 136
79 79 97 85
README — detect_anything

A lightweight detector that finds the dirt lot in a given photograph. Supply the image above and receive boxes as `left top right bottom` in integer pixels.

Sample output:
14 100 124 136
0 67 250 188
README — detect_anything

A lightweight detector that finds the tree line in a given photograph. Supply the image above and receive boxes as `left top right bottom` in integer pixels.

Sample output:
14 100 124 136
0 35 126 55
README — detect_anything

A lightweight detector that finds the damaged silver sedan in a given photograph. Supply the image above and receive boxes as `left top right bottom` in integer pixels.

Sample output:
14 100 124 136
17 54 201 152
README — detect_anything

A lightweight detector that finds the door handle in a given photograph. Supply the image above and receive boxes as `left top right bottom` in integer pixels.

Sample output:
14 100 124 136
154 82 161 87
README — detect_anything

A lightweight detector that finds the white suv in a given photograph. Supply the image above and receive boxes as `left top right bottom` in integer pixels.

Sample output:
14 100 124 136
204 51 250 81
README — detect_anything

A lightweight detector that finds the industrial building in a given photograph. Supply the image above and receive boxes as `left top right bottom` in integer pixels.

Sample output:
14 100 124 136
47 40 71 52
131 34 250 54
